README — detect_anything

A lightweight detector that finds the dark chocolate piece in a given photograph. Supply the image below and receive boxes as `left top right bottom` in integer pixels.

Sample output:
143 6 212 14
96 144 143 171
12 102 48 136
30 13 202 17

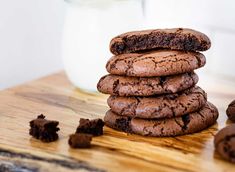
29 114 59 142
76 118 104 136
68 133 92 148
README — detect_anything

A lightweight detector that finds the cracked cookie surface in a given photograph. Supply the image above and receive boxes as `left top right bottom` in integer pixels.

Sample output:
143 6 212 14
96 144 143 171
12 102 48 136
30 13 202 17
106 50 206 77
110 28 211 55
104 102 218 137
107 86 207 119
97 72 198 96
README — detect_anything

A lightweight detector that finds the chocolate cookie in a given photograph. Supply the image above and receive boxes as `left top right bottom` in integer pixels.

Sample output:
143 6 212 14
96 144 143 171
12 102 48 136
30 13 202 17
226 100 235 122
106 50 206 77
107 86 207 119
214 124 235 163
97 72 198 96
104 102 218 137
110 28 211 55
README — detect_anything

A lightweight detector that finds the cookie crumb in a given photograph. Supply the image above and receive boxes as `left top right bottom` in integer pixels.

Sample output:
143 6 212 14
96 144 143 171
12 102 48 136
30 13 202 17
68 133 92 148
76 118 104 136
29 114 59 142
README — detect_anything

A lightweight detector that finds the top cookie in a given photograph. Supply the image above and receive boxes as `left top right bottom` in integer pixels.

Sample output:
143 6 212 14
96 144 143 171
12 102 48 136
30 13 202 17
110 28 211 55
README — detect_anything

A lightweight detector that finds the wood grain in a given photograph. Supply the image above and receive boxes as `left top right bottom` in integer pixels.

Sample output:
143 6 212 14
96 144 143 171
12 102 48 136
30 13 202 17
0 71 235 172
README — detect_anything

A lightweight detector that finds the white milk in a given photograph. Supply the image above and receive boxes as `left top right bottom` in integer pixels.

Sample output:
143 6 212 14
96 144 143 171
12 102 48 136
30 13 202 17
62 0 144 92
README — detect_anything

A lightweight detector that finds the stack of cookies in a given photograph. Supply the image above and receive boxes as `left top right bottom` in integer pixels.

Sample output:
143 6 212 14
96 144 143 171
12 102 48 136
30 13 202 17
97 28 219 137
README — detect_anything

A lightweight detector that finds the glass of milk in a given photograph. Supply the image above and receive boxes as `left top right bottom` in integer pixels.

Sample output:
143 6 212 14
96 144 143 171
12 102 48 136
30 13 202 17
62 0 144 92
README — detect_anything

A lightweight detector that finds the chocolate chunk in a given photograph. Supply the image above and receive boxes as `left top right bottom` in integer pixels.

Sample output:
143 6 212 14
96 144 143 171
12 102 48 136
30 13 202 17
76 118 104 136
29 114 59 142
68 133 92 148
226 100 235 122
214 124 235 163
115 117 132 133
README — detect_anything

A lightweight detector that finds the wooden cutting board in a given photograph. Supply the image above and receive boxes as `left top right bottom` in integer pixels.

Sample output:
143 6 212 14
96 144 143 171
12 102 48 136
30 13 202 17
0 71 235 172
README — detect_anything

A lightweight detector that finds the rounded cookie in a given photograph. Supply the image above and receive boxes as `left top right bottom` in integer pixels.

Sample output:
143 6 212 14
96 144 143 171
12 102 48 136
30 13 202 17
110 28 211 55
226 100 235 122
214 124 235 163
97 72 198 96
106 50 206 77
104 102 219 137
107 86 207 119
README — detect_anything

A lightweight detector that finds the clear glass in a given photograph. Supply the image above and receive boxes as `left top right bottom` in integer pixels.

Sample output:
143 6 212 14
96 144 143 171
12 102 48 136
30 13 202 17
62 0 144 92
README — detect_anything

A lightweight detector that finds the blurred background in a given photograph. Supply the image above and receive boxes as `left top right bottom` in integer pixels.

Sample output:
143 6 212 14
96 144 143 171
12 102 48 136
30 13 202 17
0 0 235 90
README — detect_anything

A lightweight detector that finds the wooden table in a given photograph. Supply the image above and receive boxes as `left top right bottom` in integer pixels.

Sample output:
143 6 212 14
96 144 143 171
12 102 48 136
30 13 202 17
0 71 235 172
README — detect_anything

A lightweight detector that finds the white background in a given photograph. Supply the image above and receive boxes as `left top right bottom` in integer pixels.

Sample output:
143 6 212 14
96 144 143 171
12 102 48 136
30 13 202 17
1 0 235 90
0 0 65 89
